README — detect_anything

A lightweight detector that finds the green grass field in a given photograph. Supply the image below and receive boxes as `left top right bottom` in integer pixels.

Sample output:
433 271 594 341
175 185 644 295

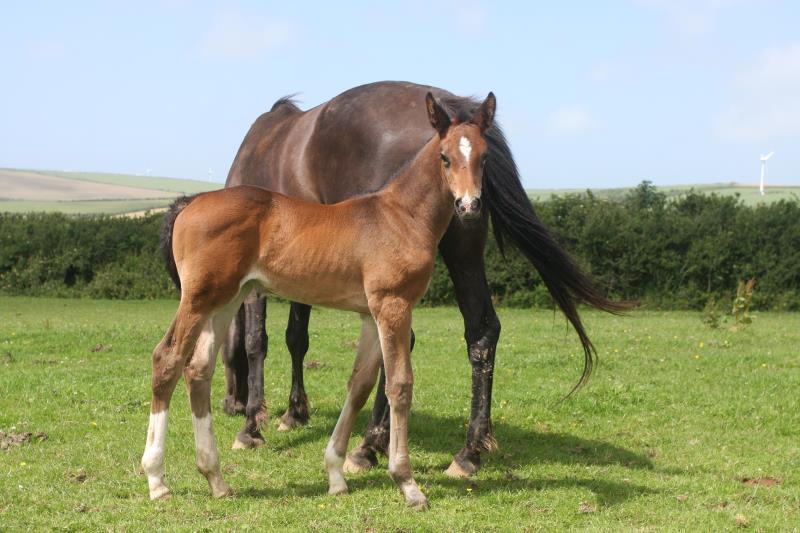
528 182 800 206
1 297 798 531
45 170 221 195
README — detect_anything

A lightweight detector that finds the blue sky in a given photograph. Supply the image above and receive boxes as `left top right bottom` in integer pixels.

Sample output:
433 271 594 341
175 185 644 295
1 1 798 188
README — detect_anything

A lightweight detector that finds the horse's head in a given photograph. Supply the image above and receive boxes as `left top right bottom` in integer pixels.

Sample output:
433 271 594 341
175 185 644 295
425 91 495 222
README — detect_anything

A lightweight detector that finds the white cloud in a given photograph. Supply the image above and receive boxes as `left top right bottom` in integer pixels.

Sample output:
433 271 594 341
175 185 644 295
455 1 488 34
548 105 596 134
28 39 66 61
201 9 293 61
718 43 800 142
636 0 744 36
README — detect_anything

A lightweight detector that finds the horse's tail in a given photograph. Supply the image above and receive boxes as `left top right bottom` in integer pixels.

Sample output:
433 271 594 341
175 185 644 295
482 124 630 395
160 196 196 292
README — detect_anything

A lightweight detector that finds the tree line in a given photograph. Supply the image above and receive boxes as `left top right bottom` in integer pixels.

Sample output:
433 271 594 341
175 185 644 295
2 183 798 310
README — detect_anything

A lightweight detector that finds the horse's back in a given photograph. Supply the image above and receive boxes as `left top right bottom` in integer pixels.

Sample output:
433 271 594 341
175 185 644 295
226 81 456 203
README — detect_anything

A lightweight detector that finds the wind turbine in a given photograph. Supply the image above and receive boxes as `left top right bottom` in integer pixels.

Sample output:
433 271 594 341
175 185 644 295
759 152 774 196
208 168 214 182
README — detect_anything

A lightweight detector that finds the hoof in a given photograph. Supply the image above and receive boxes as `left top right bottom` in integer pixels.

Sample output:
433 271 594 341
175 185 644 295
212 484 233 499
149 485 171 501
231 431 265 450
222 397 246 416
445 458 477 478
343 448 377 474
328 482 348 496
407 495 429 511
277 410 308 432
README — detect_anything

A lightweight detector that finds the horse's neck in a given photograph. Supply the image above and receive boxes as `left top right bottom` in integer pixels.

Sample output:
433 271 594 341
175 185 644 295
376 136 453 242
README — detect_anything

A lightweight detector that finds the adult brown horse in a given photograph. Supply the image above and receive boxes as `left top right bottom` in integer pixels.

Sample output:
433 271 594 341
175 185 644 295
221 81 621 477
144 93 496 508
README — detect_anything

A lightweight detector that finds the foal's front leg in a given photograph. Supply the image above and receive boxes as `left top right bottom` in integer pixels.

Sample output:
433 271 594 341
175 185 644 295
371 297 427 510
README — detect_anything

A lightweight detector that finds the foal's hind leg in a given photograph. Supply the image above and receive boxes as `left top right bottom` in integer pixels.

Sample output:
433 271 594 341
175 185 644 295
185 304 242 497
141 306 205 500
278 302 312 431
325 314 382 494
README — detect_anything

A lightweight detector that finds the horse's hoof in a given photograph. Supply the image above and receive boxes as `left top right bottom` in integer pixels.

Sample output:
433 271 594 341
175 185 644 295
222 397 246 416
277 411 307 432
445 458 477 478
405 493 429 511
231 432 265 450
328 482 348 495
149 485 171 501
343 449 377 474
212 484 233 498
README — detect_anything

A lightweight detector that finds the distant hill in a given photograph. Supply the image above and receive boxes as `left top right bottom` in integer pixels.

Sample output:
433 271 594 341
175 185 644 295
0 169 220 215
528 182 800 206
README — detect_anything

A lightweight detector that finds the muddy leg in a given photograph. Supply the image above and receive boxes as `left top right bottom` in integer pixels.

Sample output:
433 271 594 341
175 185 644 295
325 315 382 494
440 217 501 478
372 297 427 510
232 292 268 449
278 302 312 431
221 305 247 415
344 329 414 473
141 308 205 500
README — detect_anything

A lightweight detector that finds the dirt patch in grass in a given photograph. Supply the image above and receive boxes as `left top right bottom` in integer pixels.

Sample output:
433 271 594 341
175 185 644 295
0 431 48 450
738 476 781 487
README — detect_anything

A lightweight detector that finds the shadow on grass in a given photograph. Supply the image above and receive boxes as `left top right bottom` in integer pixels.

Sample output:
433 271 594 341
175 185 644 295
226 406 657 505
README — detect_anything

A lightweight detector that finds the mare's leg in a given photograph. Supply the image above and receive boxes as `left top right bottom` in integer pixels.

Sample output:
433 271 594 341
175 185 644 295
141 305 206 500
278 302 312 431
185 303 242 497
342 330 414 473
232 291 268 449
221 305 248 415
439 218 501 478
371 297 427 510
324 314 382 494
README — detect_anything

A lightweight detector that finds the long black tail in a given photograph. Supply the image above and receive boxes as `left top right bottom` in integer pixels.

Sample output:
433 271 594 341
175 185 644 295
482 125 629 395
160 196 196 292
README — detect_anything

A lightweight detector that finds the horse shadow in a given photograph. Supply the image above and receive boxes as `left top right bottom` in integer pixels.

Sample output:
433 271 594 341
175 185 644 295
239 407 656 505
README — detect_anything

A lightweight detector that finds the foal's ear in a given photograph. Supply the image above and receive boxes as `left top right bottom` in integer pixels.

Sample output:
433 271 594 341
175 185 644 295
425 92 451 137
473 92 496 131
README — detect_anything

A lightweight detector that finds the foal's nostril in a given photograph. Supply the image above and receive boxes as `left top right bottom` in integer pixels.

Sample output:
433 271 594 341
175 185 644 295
454 198 465 213
470 197 481 212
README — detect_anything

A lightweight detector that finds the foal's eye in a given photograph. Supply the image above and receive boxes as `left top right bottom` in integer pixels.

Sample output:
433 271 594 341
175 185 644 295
440 153 450 167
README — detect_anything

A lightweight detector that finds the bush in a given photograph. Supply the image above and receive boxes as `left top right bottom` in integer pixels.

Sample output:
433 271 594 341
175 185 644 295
2 188 798 310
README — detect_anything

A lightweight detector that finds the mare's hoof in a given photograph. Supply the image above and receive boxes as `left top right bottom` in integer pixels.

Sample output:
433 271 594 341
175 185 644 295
277 411 308 432
445 458 477 478
231 431 265 450
222 397 246 416
343 448 378 474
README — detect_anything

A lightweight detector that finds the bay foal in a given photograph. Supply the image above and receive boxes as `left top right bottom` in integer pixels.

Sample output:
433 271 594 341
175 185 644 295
141 92 496 508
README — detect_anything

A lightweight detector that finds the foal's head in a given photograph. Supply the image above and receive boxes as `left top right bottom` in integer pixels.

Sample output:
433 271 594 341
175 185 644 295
425 91 496 221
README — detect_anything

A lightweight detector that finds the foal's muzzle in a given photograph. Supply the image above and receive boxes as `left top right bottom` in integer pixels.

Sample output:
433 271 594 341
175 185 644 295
454 196 482 220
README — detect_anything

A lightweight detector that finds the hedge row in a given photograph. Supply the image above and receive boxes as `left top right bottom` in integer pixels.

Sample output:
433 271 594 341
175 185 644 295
1 183 798 309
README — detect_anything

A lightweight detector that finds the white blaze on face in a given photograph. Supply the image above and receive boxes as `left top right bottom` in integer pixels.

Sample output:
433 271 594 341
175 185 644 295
459 136 472 164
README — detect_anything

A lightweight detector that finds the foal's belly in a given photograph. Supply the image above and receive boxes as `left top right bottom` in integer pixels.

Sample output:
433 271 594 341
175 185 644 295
240 265 370 314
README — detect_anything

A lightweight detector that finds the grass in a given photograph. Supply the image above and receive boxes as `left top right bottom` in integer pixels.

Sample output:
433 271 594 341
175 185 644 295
1 297 798 531
528 182 800 206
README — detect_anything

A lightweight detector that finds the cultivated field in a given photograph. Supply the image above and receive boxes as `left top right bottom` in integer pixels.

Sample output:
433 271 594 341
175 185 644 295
1 298 798 531
0 169 218 215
